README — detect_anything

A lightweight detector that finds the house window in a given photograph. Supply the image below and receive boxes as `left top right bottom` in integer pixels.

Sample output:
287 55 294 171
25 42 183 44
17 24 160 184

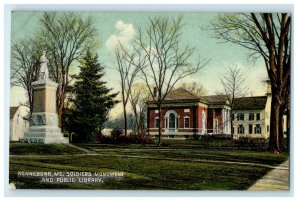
255 124 261 134
249 113 254 121
155 117 160 128
249 124 253 134
184 109 190 113
237 113 244 121
238 125 244 134
164 110 179 132
184 117 190 128
169 113 176 129
256 113 260 120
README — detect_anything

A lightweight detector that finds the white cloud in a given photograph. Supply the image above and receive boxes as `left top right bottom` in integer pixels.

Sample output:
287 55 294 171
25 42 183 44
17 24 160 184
106 21 136 51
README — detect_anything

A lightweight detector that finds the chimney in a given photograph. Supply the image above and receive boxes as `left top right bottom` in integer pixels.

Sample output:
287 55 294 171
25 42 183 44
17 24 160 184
266 80 271 96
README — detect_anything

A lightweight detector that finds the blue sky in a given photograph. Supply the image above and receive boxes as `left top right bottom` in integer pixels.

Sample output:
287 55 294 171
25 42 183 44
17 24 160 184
10 11 268 116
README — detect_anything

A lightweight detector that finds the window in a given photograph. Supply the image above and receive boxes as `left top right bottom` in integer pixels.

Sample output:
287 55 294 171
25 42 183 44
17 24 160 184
256 113 260 120
238 125 244 134
249 113 254 121
155 117 160 128
155 110 159 114
184 109 190 113
255 124 261 134
169 113 176 129
249 124 253 134
165 110 179 132
237 113 244 121
184 117 190 128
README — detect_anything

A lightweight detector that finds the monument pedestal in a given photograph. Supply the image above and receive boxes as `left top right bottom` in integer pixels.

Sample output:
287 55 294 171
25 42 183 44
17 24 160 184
22 79 68 144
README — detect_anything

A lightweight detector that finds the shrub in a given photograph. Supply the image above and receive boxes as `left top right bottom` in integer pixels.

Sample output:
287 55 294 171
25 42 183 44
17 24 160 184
233 137 269 150
110 128 123 140
98 129 153 144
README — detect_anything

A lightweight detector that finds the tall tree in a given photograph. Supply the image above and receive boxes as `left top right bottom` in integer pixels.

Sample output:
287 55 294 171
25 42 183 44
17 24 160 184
128 83 151 134
126 16 208 145
209 13 291 153
37 12 97 128
217 66 248 139
10 38 41 114
114 47 140 137
65 50 118 142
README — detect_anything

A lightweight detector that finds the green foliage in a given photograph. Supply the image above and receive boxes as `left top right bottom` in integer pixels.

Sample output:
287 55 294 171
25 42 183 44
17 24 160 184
110 128 123 140
63 49 118 142
100 130 153 144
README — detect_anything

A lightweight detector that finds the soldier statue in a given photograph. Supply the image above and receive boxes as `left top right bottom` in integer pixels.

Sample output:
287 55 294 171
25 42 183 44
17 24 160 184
39 50 49 80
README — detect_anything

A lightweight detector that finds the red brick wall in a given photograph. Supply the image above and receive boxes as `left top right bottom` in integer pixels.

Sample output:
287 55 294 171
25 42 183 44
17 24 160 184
149 106 199 129
148 105 225 132
206 108 223 130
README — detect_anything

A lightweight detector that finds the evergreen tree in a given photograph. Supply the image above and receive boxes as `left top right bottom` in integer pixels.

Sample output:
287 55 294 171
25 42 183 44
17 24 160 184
65 49 118 142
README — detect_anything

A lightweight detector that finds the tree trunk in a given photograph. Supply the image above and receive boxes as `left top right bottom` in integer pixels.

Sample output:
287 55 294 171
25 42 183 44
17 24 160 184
139 111 145 133
158 104 162 146
286 108 290 151
269 95 281 153
123 104 127 137
28 88 33 115
278 107 286 150
133 105 139 134
58 93 65 128
230 111 234 141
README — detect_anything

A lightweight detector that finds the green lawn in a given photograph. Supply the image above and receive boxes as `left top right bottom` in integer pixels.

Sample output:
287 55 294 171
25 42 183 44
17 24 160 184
9 141 288 190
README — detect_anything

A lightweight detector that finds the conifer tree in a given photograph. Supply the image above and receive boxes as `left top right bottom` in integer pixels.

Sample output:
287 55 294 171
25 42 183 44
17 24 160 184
65 49 118 142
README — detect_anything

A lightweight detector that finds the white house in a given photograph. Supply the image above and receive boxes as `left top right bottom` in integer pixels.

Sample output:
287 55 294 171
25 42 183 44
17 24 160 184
232 83 272 139
10 106 29 141
232 96 270 139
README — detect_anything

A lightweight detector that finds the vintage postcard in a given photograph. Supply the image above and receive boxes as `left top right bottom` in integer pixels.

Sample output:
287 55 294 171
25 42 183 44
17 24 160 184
8 9 291 191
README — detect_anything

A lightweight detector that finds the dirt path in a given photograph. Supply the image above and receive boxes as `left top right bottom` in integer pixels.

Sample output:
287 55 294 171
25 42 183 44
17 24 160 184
248 160 289 191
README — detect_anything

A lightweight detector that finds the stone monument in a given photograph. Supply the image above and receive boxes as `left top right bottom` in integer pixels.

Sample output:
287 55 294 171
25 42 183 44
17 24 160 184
21 51 68 144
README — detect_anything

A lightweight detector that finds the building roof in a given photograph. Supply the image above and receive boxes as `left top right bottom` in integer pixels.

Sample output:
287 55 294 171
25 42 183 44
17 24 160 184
147 87 228 106
164 87 201 101
201 95 227 105
10 106 19 119
146 87 268 110
233 96 267 110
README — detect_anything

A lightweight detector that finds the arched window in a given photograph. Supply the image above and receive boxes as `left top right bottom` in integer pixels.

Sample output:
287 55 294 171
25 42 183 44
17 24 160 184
169 113 176 129
164 110 179 133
